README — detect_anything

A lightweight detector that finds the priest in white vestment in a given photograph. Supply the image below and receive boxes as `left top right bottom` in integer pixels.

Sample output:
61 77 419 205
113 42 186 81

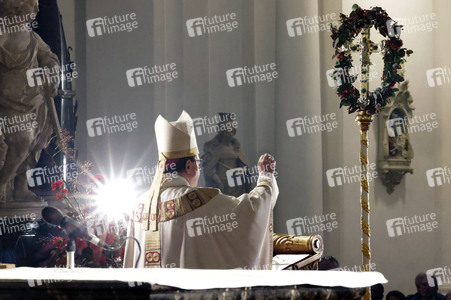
124 111 278 269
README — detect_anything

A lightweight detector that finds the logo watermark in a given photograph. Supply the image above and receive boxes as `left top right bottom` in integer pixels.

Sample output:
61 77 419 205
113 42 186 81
87 13 138 37
226 168 248 187
340 262 377 272
286 113 338 137
127 166 155 187
326 65 378 88
159 263 177 269
387 13 438 37
286 13 338 37
27 268 73 287
234 264 272 270
26 63 78 87
86 113 138 137
26 163 78 188
192 113 238 136
0 113 38 135
126 163 177 188
0 213 37 236
186 13 238 37
426 266 451 287
226 165 278 188
286 213 338 235
386 113 438 137
186 213 238 237
226 63 278 87
426 167 451 187
386 19 402 37
386 213 438 237
426 66 451 87
28 279 64 287
126 63 178 87
0 13 38 35
326 163 378 187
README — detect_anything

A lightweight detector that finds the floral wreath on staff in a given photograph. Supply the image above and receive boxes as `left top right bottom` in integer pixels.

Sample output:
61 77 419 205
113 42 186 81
330 4 413 115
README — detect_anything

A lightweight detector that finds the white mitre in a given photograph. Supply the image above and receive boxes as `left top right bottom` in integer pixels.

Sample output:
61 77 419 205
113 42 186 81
144 110 198 231
155 110 199 159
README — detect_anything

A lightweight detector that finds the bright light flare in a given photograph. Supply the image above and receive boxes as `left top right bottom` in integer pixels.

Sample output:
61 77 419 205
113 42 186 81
94 179 137 221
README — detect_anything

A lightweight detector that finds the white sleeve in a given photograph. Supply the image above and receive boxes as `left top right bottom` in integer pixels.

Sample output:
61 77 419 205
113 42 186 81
243 172 279 212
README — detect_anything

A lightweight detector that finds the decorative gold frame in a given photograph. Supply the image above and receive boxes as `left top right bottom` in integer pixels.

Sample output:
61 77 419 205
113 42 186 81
377 79 415 194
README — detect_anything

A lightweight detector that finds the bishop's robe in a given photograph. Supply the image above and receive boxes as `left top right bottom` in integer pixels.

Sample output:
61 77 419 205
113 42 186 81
124 172 278 269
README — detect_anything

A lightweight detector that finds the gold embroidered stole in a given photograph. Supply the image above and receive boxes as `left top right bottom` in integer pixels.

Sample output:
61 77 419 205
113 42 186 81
142 187 220 268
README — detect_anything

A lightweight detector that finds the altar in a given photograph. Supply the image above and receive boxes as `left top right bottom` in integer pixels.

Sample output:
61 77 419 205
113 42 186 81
0 268 387 300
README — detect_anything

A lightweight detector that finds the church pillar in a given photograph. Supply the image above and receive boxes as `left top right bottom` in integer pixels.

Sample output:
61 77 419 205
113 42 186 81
273 0 323 234
433 0 451 275
318 0 344 262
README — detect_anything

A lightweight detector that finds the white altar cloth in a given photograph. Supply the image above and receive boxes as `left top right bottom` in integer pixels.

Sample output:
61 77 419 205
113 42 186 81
0 268 387 290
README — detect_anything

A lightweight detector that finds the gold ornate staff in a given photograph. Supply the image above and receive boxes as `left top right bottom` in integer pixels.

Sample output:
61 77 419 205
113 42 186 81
331 6 413 299
356 111 372 300
355 27 375 300
343 27 377 300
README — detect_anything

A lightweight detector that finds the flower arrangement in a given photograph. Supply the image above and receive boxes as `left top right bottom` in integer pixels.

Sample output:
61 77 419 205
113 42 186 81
329 4 413 114
40 163 127 268
47 230 125 268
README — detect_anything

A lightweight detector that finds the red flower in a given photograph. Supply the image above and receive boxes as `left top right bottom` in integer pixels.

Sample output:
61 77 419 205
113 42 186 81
337 53 342 59
75 238 88 250
341 89 351 97
51 180 64 191
101 232 115 245
53 237 64 249
56 192 64 201
61 188 68 196
89 242 103 254
387 39 403 50
53 237 68 249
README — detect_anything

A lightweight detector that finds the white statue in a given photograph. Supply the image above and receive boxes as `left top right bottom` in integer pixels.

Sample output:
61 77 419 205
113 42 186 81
0 0 60 202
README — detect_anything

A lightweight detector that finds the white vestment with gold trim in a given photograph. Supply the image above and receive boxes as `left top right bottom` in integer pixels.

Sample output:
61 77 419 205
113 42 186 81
124 173 278 269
